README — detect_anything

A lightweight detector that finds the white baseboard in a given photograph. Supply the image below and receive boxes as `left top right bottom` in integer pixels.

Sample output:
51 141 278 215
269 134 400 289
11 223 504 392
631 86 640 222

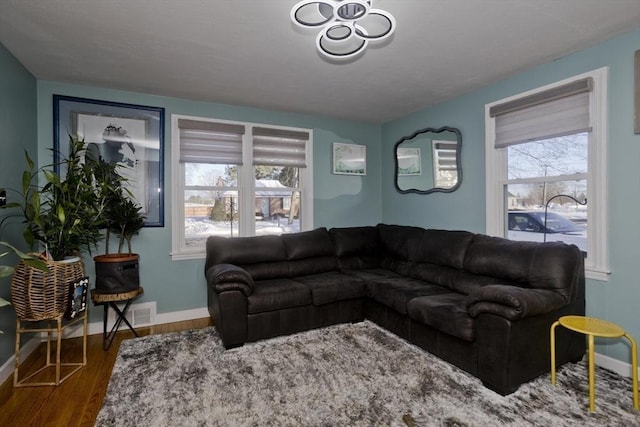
69 306 210 338
595 352 640 378
0 336 41 387
3 310 637 389
0 305 211 386
155 307 209 325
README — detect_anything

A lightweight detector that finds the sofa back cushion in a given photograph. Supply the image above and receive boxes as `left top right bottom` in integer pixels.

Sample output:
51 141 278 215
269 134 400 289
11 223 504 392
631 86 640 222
330 226 382 269
377 224 425 260
463 234 582 302
205 228 338 280
205 235 289 280
206 235 287 267
282 228 334 260
282 228 337 276
414 229 474 269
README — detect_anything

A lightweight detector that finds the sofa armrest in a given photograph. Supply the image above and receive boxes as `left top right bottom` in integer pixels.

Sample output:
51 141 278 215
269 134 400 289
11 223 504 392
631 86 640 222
206 263 255 296
467 284 566 321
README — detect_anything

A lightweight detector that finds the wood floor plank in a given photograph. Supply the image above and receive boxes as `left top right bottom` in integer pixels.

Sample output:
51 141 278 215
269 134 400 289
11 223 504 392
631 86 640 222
0 317 212 426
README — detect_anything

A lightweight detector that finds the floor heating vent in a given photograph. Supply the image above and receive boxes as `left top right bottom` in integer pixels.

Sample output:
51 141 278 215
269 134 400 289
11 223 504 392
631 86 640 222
107 301 156 329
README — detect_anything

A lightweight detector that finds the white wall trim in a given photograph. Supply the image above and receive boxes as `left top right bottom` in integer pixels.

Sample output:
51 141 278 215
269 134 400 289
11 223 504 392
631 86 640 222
0 305 211 386
75 305 210 338
170 114 314 260
0 335 41 387
155 307 209 325
484 67 610 281
4 306 637 388
596 352 640 379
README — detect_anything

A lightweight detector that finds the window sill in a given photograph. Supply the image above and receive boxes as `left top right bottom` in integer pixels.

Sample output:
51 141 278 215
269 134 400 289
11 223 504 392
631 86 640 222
171 251 205 261
585 266 610 282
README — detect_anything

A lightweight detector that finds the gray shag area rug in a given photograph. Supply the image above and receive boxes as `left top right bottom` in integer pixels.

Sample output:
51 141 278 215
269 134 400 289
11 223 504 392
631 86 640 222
96 321 640 426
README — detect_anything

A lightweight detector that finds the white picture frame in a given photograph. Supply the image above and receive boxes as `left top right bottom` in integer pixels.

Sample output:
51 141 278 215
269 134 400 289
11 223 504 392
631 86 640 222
397 147 421 176
76 113 149 211
333 142 366 175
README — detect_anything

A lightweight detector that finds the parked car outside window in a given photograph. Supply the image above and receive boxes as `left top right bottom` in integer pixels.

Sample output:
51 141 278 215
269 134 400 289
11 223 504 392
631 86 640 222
507 211 586 252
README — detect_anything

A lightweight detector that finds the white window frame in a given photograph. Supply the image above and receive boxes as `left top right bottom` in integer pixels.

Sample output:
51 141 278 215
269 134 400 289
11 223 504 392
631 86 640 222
485 67 609 281
171 114 314 260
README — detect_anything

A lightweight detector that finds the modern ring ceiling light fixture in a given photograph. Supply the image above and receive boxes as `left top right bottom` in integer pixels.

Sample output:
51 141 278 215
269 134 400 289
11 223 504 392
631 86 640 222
290 0 396 60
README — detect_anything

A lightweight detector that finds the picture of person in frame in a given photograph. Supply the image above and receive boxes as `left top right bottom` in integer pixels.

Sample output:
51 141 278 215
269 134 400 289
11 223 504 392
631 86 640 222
86 124 140 200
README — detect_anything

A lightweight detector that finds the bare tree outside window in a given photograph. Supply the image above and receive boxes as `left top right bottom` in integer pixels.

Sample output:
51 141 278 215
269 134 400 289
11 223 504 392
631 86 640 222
506 133 588 252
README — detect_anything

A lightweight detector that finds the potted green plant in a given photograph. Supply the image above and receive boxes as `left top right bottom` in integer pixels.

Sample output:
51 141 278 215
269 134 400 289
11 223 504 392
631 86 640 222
0 136 111 320
92 156 145 294
2 136 109 261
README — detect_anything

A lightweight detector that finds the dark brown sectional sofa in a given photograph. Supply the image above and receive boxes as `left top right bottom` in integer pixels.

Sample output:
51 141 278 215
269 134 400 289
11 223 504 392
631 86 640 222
205 224 585 395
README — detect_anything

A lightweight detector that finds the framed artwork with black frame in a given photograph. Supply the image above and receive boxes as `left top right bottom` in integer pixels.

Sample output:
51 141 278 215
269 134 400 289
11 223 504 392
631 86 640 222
53 95 165 227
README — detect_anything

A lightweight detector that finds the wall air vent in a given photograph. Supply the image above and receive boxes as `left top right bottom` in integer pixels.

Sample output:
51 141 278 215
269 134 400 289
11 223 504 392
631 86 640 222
108 301 156 328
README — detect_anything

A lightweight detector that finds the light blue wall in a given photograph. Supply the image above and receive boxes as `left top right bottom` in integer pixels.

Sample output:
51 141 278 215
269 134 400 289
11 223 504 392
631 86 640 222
0 43 38 363
4 29 639 370
382 30 640 364
36 81 382 322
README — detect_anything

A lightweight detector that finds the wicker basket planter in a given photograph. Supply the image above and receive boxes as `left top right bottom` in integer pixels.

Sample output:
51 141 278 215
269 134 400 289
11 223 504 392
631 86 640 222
10 256 85 321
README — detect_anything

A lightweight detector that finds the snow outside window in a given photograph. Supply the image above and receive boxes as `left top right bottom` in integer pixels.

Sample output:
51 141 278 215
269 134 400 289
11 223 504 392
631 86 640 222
485 68 609 280
171 115 313 260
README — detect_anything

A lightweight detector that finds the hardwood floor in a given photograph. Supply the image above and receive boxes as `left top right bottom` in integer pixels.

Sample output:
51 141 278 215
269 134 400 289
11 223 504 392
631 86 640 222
0 317 212 427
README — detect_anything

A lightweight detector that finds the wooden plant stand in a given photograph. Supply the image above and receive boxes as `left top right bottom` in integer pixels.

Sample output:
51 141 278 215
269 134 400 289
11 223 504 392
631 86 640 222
14 310 88 387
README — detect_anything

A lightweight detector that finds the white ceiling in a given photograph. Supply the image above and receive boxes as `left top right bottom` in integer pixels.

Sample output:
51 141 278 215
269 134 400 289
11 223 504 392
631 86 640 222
1 0 639 124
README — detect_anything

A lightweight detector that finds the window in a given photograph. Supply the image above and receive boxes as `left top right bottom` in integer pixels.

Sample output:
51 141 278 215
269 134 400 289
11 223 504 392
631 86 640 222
485 68 608 280
171 115 313 259
432 140 458 188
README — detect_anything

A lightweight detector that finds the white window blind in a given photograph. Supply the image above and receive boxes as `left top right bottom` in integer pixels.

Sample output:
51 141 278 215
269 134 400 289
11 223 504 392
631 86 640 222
178 119 245 164
490 77 593 148
252 127 309 167
433 141 458 171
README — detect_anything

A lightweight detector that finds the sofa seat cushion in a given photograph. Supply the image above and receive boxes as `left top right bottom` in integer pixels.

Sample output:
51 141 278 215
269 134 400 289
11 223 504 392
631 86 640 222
247 279 311 314
294 272 366 306
367 278 450 314
407 293 476 342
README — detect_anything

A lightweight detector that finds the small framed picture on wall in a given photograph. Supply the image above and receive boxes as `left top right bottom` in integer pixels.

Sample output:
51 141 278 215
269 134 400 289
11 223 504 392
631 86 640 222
333 142 366 175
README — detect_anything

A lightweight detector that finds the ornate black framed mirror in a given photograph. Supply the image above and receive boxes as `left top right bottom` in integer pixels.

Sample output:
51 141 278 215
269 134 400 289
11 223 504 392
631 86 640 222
393 126 462 194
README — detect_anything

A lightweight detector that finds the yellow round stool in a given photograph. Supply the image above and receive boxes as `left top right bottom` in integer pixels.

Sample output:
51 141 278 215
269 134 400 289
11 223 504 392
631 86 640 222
550 315 638 412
